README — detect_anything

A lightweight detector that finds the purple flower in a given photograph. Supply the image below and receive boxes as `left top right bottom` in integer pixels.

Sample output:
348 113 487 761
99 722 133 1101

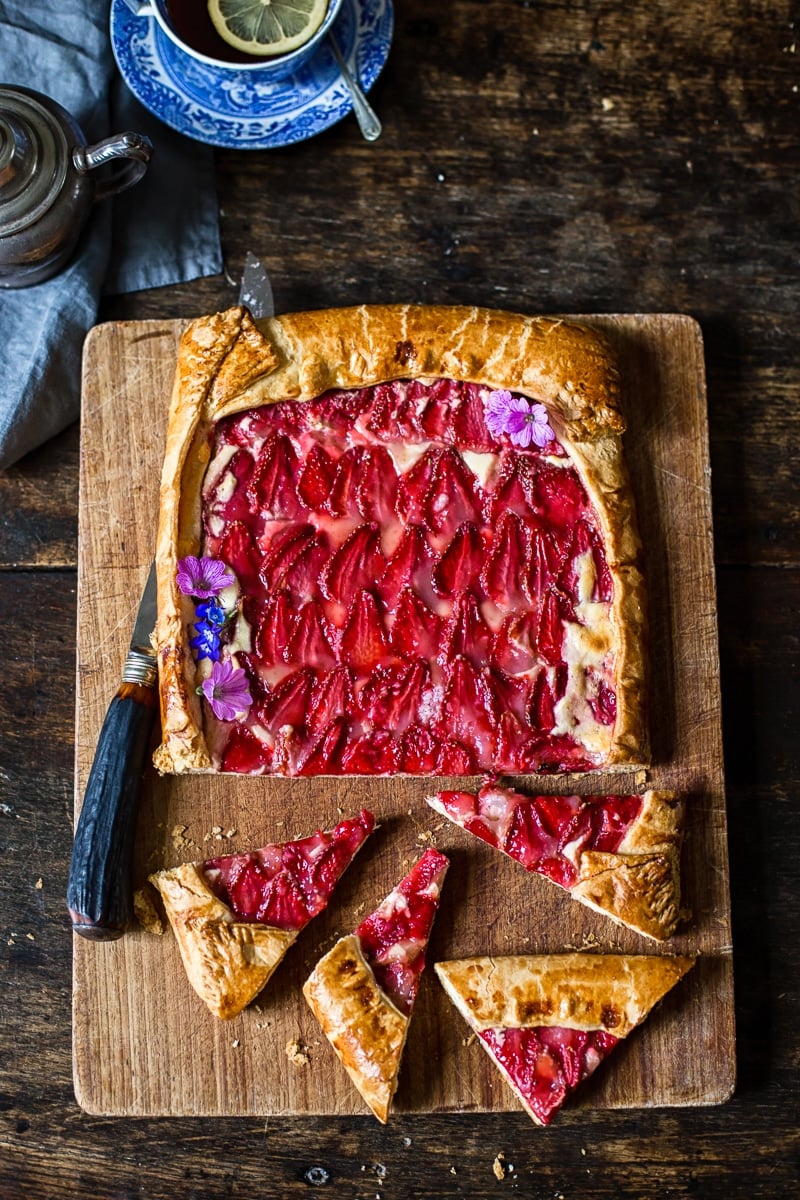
199 660 253 722
176 555 235 599
190 621 221 661
484 390 555 449
196 599 227 629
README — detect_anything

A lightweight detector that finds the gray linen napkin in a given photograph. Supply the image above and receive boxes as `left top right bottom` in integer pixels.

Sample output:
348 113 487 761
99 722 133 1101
0 1 224 469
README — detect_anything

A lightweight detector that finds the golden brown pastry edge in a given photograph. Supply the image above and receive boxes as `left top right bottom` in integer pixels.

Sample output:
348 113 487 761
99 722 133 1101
434 951 695 1037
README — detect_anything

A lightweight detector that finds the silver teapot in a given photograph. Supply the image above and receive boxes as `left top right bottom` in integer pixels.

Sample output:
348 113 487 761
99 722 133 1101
0 85 152 288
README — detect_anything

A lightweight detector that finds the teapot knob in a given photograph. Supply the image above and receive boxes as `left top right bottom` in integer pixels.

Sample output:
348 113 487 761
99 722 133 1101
73 132 153 201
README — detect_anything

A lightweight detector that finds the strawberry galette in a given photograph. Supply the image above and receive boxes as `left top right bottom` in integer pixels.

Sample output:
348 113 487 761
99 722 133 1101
153 304 647 777
435 952 694 1125
428 782 685 940
149 810 374 1019
303 847 448 1122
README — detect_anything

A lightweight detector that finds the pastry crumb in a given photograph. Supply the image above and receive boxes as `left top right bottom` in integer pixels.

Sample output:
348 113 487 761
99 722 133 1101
286 1038 310 1066
133 887 165 935
34 878 43 890
450 1166 457 1175
492 1154 506 1181
463 1032 477 1047
226 828 237 838
232 1039 240 1048
26 932 34 941
171 824 197 852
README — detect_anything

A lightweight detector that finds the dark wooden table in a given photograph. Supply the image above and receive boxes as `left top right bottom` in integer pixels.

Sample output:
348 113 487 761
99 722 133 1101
2 2 798 1195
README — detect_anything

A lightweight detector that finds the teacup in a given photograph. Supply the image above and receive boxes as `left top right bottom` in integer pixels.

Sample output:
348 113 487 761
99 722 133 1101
123 0 344 81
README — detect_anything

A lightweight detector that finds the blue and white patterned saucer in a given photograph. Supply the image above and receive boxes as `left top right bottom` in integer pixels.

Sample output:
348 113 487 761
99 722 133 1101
110 0 394 149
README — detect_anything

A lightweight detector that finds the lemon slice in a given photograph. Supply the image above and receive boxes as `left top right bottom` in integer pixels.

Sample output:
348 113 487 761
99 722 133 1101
208 0 329 58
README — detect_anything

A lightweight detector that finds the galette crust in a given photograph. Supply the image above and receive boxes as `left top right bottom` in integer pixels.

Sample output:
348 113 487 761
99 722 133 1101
154 303 647 776
149 862 297 1020
434 952 695 1038
572 789 685 941
303 933 409 1123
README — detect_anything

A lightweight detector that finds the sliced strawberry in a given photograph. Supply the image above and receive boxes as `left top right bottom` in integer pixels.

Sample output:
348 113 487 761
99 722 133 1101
396 447 438 525
399 724 440 773
493 711 534 771
527 526 570 602
235 651 271 703
437 655 498 761
389 585 442 660
296 443 337 511
284 599 338 668
216 520 262 595
486 451 532 522
339 590 390 672
319 523 385 605
246 433 304 520
480 510 532 609
525 461 588 531
358 659 430 732
365 381 426 442
306 666 356 734
528 669 558 732
439 591 491 667
203 446 254 534
418 378 456 440
589 678 617 726
340 729 401 775
220 725 272 774
478 1026 619 1126
561 518 614 605
202 809 374 927
425 447 482 536
537 588 565 666
259 523 316 593
256 668 315 731
295 716 348 775
378 524 434 608
354 445 399 522
355 847 449 1014
436 738 477 775
314 388 373 435
482 665 529 722
491 610 539 674
432 522 485 598
448 383 495 451
324 446 365 518
254 588 294 664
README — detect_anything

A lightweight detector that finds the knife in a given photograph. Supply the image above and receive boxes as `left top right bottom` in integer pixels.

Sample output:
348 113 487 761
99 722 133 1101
66 562 159 941
238 250 275 319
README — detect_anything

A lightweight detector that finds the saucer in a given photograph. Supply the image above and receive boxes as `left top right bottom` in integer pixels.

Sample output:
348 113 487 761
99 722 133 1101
110 0 394 149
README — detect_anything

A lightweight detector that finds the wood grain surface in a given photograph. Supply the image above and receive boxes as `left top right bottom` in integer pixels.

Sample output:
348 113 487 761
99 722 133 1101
72 314 733 1117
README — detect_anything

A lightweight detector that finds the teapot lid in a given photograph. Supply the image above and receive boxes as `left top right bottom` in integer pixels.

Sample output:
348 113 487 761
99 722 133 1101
0 88 69 238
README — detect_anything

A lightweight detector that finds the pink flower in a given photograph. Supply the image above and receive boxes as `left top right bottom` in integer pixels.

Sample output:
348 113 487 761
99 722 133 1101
484 390 555 449
199 660 253 722
176 555 235 599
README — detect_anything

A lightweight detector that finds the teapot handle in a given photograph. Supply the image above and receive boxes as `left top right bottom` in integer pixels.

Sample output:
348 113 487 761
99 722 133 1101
73 132 153 202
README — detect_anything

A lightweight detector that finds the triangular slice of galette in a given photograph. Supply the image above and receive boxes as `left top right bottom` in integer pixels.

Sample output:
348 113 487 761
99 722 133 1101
427 783 684 940
435 952 694 1125
303 847 449 1123
149 810 375 1019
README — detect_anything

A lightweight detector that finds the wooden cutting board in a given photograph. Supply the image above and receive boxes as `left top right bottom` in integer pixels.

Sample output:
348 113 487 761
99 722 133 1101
73 314 735 1118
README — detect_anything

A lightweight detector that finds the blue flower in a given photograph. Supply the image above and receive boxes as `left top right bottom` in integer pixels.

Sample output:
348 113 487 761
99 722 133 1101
190 621 222 661
196 599 227 629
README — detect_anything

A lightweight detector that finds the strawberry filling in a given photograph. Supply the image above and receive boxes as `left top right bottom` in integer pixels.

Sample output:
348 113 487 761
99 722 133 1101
200 379 617 775
479 1025 619 1125
430 783 642 888
201 810 374 929
354 848 448 1016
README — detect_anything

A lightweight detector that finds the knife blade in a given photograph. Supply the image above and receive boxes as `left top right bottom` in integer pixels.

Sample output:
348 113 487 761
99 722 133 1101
238 250 275 319
66 562 159 940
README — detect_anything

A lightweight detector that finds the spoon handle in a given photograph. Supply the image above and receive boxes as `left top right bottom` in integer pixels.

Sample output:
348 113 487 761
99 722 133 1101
328 35 382 142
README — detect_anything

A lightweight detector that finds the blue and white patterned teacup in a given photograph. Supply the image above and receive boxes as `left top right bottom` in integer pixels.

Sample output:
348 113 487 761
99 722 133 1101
122 0 344 81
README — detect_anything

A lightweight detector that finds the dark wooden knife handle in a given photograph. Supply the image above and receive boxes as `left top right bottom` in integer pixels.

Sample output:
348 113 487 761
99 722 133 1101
66 682 157 940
